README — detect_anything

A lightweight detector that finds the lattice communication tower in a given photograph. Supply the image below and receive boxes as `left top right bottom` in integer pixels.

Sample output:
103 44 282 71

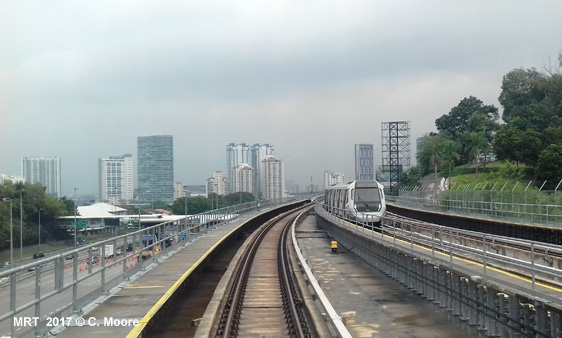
381 121 411 191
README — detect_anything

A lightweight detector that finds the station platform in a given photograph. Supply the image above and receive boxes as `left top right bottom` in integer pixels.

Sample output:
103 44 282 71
53 212 259 338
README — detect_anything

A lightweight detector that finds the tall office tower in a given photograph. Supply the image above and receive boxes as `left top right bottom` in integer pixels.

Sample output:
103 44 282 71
324 171 345 188
226 143 250 193
98 154 134 203
22 157 62 197
261 156 285 200
233 163 254 194
206 171 227 196
354 144 374 181
381 121 411 190
137 135 174 204
250 143 274 197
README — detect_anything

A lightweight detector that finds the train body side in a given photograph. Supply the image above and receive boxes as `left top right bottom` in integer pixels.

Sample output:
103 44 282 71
323 180 386 223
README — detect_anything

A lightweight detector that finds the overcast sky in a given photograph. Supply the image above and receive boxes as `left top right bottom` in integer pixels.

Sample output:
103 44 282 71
1 1 561 195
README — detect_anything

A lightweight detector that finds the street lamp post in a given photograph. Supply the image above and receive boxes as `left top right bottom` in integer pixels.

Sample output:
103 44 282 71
2 198 13 265
74 188 78 248
38 208 42 252
18 189 24 265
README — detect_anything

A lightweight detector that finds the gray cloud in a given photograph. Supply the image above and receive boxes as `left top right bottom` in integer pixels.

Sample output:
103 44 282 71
1 1 561 194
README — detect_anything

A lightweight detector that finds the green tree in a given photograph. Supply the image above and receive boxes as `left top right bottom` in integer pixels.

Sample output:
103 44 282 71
494 126 523 164
499 65 562 132
436 96 499 140
542 126 562 148
398 166 424 187
519 130 542 167
536 144 562 181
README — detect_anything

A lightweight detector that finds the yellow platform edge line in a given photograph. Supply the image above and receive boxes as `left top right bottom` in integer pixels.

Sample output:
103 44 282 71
126 218 252 338
382 230 562 293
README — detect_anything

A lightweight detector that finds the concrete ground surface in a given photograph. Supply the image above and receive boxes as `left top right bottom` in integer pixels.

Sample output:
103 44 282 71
296 214 481 338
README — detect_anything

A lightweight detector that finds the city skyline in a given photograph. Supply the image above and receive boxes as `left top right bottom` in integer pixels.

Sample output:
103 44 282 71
2 2 562 195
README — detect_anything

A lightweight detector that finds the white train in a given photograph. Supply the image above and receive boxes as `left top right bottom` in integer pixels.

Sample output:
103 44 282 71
323 180 386 224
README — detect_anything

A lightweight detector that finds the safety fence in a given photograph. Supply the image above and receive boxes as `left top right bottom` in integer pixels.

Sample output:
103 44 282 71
390 180 562 225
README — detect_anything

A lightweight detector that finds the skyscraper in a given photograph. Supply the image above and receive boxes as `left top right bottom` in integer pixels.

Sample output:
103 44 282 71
22 157 61 197
137 135 174 204
355 144 374 181
261 156 285 200
98 154 134 203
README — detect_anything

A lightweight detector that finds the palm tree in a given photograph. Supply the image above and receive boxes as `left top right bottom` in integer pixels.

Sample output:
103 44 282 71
442 139 460 178
466 132 489 173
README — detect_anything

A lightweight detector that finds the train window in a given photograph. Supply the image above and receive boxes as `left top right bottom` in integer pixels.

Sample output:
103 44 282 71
355 187 382 212
350 189 354 201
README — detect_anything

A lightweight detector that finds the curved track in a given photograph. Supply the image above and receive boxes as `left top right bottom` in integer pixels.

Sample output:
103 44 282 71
215 209 311 338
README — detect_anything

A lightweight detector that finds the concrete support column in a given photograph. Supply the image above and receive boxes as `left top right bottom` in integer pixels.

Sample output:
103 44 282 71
461 278 470 321
550 310 561 338
432 266 440 304
421 262 429 298
468 279 478 326
521 304 532 336
497 293 508 337
452 272 461 316
478 285 487 331
439 269 447 308
535 300 549 337
508 293 521 338
486 286 498 336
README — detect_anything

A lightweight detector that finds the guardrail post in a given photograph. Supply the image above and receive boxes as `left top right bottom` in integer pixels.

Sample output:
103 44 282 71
10 273 16 337
73 254 79 313
35 267 42 337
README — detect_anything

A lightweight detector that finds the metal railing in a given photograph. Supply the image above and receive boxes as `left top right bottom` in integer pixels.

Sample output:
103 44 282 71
0 197 295 338
315 202 562 305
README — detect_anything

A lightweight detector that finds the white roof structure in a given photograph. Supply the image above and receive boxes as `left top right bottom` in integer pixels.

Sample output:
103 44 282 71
77 203 127 218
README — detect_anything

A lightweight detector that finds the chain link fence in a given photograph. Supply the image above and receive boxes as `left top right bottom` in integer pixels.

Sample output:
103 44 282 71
388 179 562 225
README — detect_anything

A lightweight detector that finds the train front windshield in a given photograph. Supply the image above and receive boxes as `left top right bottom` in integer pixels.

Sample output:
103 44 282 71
355 187 381 212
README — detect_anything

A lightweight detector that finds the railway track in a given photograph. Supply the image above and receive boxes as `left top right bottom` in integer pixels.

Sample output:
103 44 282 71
215 208 311 338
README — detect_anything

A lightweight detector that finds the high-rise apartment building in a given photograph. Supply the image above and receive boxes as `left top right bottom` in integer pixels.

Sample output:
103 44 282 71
22 157 61 197
138 135 174 204
206 171 227 196
226 143 274 195
324 171 345 188
261 156 285 200
174 182 187 200
355 144 374 181
98 154 133 203
250 144 274 196
226 143 250 193
233 164 254 194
